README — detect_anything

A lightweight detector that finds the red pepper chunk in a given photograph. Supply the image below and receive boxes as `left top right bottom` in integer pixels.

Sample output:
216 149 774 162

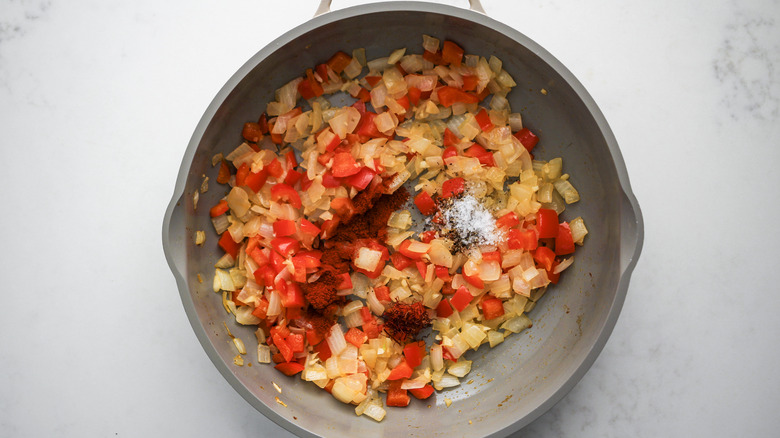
331 152 361 177
274 361 305 376
508 228 538 250
272 333 293 363
436 86 481 107
475 108 494 132
481 297 505 320
436 299 454 318
210 200 229 218
403 341 425 368
245 168 268 193
514 128 539 152
218 231 239 258
327 51 352 74
271 237 300 257
409 384 435 400
496 211 520 229
273 219 297 237
344 327 368 347
387 359 414 380
270 183 302 209
441 177 465 198
450 286 473 312
536 208 559 238
386 381 410 407
443 128 460 148
533 246 556 271
414 191 437 216
344 166 376 190
555 222 576 255
441 40 464 67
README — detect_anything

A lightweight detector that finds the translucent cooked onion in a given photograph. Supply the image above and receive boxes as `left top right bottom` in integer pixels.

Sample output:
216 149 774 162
430 344 444 371
478 260 501 282
447 359 472 377
227 187 251 217
257 344 271 363
354 247 383 272
570 216 588 244
553 257 574 274
326 324 347 356
328 107 361 139
366 289 385 315
422 34 439 53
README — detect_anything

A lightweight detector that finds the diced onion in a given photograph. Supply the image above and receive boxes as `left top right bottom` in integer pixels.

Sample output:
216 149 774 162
267 290 282 316
232 337 246 355
430 344 444 372
570 216 588 244
326 324 347 356
257 344 271 363
447 359 472 378
363 403 387 422
553 257 574 274
501 315 532 333
366 289 385 315
433 373 460 390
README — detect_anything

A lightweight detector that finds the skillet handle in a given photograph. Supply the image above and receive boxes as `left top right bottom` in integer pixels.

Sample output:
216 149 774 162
619 190 644 274
315 0 486 17
162 194 188 281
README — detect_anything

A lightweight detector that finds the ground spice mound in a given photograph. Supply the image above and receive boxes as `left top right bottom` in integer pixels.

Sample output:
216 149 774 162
382 302 431 344
331 186 409 243
302 271 341 310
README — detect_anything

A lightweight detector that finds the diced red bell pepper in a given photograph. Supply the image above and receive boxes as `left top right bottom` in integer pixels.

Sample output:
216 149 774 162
462 270 484 289
270 183 302 209
355 111 384 139
407 86 422 106
274 361 305 376
414 191 437 216
390 252 414 271
442 146 458 161
436 299 454 318
286 333 305 353
363 319 383 339
481 251 501 263
396 94 410 111
514 128 539 152
331 152 361 177
441 177 465 198
297 76 324 100
270 250 286 273
336 272 352 290
251 299 269 319
508 228 538 250
245 168 269 193
344 327 368 347
273 219 297 237
319 218 340 239
434 265 450 281
415 261 428 278
373 285 391 302
235 163 250 187
321 170 342 188
271 237 300 258
327 51 352 73
495 211 520 229
273 333 294 363
314 339 332 361
299 218 320 237
254 265 275 288
461 74 478 91
450 286 473 312
409 384 435 400
475 108 494 132
536 208 559 239
481 297 505 320
218 231 240 258
398 240 428 260
386 381 410 407
231 290 247 306
441 40 464 67
344 166 376 190
249 247 270 267
533 246 556 272
555 222 576 256
284 169 302 186
436 86 480 107
387 359 414 380
464 143 495 166
547 261 561 284
216 160 231 185
242 122 263 143
265 159 284 179
443 128 460 148
360 307 373 323
281 277 306 306
420 230 436 244
403 341 425 368
210 200 229 218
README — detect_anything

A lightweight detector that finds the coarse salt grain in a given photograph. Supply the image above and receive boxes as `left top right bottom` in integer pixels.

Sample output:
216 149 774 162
440 193 501 248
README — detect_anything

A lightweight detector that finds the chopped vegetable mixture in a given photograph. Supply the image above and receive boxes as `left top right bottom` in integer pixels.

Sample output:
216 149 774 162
205 35 588 422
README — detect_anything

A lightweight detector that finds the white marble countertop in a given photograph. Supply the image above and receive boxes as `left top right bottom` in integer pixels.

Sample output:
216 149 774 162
2 0 779 436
